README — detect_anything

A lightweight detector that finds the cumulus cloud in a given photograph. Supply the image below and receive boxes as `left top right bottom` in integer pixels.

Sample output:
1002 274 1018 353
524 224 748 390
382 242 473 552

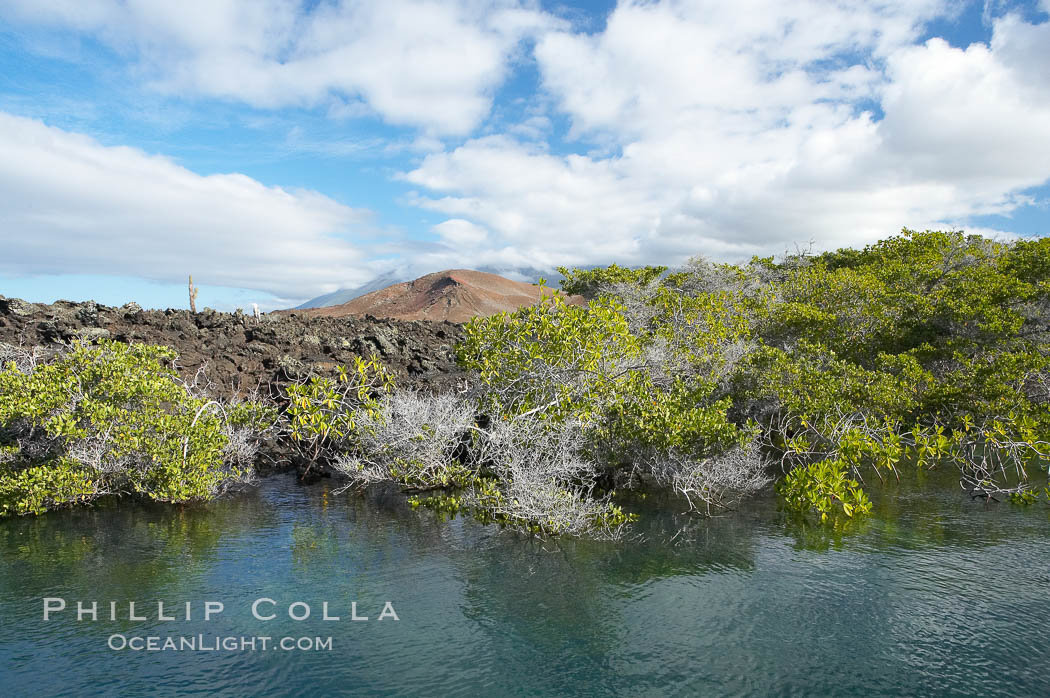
0 112 374 299
534 0 946 139
1 0 562 135
4 0 1049 302
403 136 672 266
433 218 489 246
403 1 1050 268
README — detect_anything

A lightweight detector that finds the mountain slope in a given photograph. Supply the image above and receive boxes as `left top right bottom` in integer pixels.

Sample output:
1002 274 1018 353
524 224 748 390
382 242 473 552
290 269 582 322
296 271 407 309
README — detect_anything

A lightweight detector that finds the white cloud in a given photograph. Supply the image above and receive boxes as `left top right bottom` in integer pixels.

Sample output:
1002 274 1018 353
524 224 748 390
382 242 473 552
879 35 1050 187
0 112 374 299
5 0 1049 300
534 0 946 140
2 0 562 135
402 1 1050 268
433 219 489 246
404 136 671 266
989 10 1050 96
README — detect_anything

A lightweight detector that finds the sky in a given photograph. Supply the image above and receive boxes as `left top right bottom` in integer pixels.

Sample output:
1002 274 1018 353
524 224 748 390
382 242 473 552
0 0 1048 311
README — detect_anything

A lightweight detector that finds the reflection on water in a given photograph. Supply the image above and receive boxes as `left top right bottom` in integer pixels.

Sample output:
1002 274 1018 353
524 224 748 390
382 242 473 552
1 469 1048 696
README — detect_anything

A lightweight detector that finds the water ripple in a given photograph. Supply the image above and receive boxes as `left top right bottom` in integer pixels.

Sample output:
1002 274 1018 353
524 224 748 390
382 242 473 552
1 473 1048 696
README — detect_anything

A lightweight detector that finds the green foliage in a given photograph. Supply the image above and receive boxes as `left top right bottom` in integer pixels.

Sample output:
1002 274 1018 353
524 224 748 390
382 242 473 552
557 263 666 298
458 291 755 457
798 230 1047 363
284 354 394 463
0 340 274 517
256 230 1050 536
741 343 923 422
778 459 873 521
458 293 645 424
753 231 1050 512
0 463 96 518
601 380 749 457
1008 489 1040 505
460 229 1050 531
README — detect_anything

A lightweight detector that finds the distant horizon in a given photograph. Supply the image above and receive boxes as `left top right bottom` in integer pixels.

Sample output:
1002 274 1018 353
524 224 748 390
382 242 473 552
0 228 1028 314
1 264 561 312
0 263 564 312
2 1 1049 311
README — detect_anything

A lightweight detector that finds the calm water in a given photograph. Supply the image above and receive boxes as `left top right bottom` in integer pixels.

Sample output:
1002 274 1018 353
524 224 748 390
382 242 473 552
1 470 1048 697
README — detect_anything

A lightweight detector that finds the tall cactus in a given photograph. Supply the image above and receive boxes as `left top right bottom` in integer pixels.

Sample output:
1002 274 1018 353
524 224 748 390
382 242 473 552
188 275 198 313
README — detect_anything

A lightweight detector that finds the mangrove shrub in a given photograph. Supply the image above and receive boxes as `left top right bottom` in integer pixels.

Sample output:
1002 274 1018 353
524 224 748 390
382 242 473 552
0 340 275 516
291 229 1050 536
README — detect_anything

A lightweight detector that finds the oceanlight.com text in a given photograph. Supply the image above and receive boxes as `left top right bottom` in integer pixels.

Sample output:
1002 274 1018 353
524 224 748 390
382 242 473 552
107 634 333 652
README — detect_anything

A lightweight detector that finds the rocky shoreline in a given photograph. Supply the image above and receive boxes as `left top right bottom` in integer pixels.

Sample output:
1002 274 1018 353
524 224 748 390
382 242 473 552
0 295 469 477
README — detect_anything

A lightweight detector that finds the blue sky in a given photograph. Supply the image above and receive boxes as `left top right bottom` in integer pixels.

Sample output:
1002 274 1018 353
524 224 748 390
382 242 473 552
1 0 1048 310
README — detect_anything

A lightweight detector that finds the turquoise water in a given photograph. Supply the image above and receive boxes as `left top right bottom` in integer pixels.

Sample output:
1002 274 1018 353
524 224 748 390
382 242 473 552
1 471 1048 696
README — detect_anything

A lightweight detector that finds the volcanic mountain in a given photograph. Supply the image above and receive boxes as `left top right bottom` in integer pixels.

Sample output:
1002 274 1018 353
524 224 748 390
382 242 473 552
288 269 582 323
295 270 407 310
